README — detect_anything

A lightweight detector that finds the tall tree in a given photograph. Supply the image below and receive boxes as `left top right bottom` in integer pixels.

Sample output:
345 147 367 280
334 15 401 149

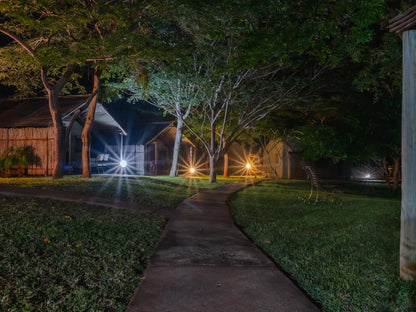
185 60 305 182
0 25 76 178
165 1 313 182
167 0 399 182
120 63 200 176
0 0 165 178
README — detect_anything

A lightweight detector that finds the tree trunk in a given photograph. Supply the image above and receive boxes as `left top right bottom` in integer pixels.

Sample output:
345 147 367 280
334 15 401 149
401 30 416 280
381 159 393 191
392 156 400 192
209 154 216 182
223 152 229 178
48 91 66 179
169 119 183 177
208 121 217 183
81 68 101 178
42 66 74 179
268 149 280 181
52 113 66 179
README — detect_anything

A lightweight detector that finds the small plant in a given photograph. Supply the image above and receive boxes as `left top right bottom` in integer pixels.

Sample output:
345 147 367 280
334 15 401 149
0 146 40 177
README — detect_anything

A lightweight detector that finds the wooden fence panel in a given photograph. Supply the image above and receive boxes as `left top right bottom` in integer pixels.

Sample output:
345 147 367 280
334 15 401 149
0 128 8 156
0 127 55 176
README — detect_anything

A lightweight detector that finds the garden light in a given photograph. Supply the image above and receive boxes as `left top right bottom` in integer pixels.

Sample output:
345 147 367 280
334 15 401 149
245 163 251 169
365 173 371 179
120 160 127 168
190 167 195 174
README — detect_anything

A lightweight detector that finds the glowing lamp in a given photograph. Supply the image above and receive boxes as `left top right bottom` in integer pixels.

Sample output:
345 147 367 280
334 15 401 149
120 160 127 168
245 163 251 169
190 167 195 174
364 173 371 179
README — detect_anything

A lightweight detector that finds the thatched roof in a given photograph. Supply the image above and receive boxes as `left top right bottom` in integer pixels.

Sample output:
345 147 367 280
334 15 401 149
0 95 89 128
146 122 194 147
390 5 416 35
0 95 126 134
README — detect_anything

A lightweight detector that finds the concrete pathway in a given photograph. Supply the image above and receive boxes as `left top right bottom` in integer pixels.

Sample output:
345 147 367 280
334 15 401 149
126 181 320 312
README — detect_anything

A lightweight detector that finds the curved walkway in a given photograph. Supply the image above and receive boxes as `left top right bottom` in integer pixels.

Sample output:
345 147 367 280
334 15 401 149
126 181 320 312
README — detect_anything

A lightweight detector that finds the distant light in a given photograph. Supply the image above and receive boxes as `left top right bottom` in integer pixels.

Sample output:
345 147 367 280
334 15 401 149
245 163 251 169
120 160 127 168
190 167 195 173
365 173 371 179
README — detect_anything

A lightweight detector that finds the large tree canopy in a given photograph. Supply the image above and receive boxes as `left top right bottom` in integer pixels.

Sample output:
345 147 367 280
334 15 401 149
168 0 407 182
0 0 172 178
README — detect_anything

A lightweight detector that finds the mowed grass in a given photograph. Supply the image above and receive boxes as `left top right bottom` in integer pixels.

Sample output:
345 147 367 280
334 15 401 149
150 175 226 189
0 175 209 311
0 196 165 312
230 180 416 312
0 176 201 208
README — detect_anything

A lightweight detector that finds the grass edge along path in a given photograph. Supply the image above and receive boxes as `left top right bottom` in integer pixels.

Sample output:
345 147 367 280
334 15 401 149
0 175 229 311
0 195 166 312
0 176 205 209
230 180 416 312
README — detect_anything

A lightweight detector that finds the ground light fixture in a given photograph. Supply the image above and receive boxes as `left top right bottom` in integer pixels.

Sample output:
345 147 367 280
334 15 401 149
190 167 195 174
120 160 127 168
245 163 251 169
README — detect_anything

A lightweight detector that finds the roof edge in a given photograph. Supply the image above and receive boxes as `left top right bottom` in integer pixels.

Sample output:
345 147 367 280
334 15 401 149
390 5 416 35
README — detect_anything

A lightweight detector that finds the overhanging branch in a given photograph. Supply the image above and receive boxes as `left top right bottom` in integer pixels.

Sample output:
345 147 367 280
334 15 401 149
0 27 37 59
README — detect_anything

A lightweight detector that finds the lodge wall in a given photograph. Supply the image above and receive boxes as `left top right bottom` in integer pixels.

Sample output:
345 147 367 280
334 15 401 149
0 127 55 176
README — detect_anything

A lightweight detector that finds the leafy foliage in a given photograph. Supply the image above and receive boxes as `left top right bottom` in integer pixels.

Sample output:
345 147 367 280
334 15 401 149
0 0 170 97
237 0 406 182
131 0 408 182
0 146 40 177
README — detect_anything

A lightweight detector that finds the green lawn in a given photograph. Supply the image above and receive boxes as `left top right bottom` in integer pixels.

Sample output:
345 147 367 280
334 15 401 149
0 196 165 312
0 176 203 208
0 175 218 311
149 175 226 189
230 180 416 312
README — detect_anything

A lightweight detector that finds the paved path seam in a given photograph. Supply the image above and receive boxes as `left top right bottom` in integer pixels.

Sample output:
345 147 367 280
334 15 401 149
126 181 320 312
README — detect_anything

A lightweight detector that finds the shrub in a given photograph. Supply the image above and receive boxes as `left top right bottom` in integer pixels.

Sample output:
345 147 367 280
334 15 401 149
0 146 40 177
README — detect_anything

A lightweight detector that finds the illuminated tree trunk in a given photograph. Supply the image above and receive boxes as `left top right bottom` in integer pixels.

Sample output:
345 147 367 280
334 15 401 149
169 119 183 177
209 154 216 182
222 139 229 178
401 30 416 280
42 66 74 179
49 97 66 179
208 121 217 183
81 68 101 178
223 152 229 178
